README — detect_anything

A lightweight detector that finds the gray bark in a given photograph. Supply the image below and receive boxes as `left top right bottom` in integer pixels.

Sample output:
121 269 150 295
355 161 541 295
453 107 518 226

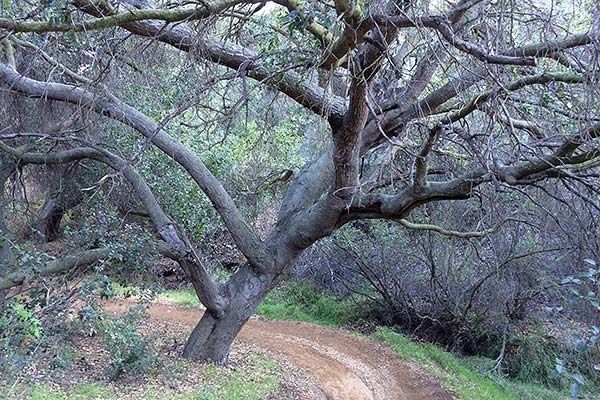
0 156 16 306
0 0 597 364
183 267 275 364
0 247 112 291
33 187 82 242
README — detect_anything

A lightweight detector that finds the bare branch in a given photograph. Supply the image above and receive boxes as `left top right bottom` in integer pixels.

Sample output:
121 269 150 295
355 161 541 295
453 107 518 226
397 217 518 238
413 124 442 193
0 0 254 33
440 72 587 124
74 0 346 120
367 14 536 66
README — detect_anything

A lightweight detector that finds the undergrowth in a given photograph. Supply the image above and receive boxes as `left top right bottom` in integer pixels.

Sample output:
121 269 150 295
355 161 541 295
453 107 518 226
256 282 360 326
2 353 282 400
161 282 361 326
372 327 567 400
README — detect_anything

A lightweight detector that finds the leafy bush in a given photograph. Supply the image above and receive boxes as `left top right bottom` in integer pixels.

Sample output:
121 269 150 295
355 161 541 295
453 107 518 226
551 258 600 398
257 282 362 326
99 307 160 380
0 300 43 378
502 326 564 387
373 327 566 400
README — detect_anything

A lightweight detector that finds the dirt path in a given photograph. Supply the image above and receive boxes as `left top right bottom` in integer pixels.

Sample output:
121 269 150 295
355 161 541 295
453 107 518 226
104 302 454 400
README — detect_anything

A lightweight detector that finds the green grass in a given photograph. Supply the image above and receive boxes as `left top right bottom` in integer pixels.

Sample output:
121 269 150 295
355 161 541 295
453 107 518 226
372 327 568 400
256 282 358 326
162 282 358 326
23 384 113 400
7 353 281 400
159 288 203 308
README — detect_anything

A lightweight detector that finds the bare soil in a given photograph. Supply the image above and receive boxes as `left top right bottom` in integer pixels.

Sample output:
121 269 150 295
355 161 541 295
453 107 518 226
105 302 455 400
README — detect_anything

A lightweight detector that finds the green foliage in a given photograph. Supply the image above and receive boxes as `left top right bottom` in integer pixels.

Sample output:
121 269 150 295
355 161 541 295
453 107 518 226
0 300 43 378
65 194 160 297
372 327 567 400
256 282 360 326
503 326 563 387
98 307 160 380
552 258 600 398
159 289 202 308
12 242 56 270
1 193 160 384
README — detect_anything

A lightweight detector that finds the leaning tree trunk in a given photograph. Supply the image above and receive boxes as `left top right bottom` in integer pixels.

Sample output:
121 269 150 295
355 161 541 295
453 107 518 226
183 267 275 365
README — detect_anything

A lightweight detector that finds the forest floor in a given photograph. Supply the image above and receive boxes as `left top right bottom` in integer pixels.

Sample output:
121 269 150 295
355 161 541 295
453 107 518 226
3 285 570 400
105 301 454 400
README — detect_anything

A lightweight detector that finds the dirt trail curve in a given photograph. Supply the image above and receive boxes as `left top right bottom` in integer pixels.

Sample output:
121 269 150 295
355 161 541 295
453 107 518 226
105 302 454 400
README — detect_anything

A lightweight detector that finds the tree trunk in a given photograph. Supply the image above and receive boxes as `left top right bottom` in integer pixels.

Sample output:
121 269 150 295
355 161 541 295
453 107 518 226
35 197 64 242
0 158 15 307
33 187 82 243
183 266 274 365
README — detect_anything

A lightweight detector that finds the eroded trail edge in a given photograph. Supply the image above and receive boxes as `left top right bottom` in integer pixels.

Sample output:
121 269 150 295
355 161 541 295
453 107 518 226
104 302 454 400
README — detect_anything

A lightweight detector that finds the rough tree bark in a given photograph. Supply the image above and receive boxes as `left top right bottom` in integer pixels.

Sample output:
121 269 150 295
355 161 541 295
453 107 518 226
183 267 275 364
0 155 16 306
33 187 82 242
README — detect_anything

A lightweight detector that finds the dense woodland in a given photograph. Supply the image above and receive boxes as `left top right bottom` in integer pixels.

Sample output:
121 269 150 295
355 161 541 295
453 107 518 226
0 0 600 399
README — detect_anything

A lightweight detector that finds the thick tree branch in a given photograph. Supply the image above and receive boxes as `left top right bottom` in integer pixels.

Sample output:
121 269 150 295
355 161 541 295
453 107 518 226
365 13 536 66
73 0 346 120
343 122 600 222
320 0 364 69
0 248 111 291
0 0 254 33
273 0 333 46
486 111 544 139
413 124 441 193
375 32 593 127
0 63 272 271
439 72 587 124
0 142 229 314
397 217 516 238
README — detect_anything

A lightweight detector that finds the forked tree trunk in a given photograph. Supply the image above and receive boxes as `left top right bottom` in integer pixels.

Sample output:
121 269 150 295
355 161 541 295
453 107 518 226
183 267 274 365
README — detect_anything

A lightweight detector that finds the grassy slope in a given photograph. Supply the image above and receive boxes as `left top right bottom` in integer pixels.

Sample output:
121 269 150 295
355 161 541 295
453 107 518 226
163 284 567 400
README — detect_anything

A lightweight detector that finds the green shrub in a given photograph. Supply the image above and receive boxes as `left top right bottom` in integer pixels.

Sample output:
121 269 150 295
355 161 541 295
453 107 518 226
256 282 361 326
99 307 160 380
502 326 563 387
0 300 43 379
372 327 567 400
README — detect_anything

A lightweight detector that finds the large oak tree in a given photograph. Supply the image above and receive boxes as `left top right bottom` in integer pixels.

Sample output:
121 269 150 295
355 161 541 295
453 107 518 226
0 0 599 364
